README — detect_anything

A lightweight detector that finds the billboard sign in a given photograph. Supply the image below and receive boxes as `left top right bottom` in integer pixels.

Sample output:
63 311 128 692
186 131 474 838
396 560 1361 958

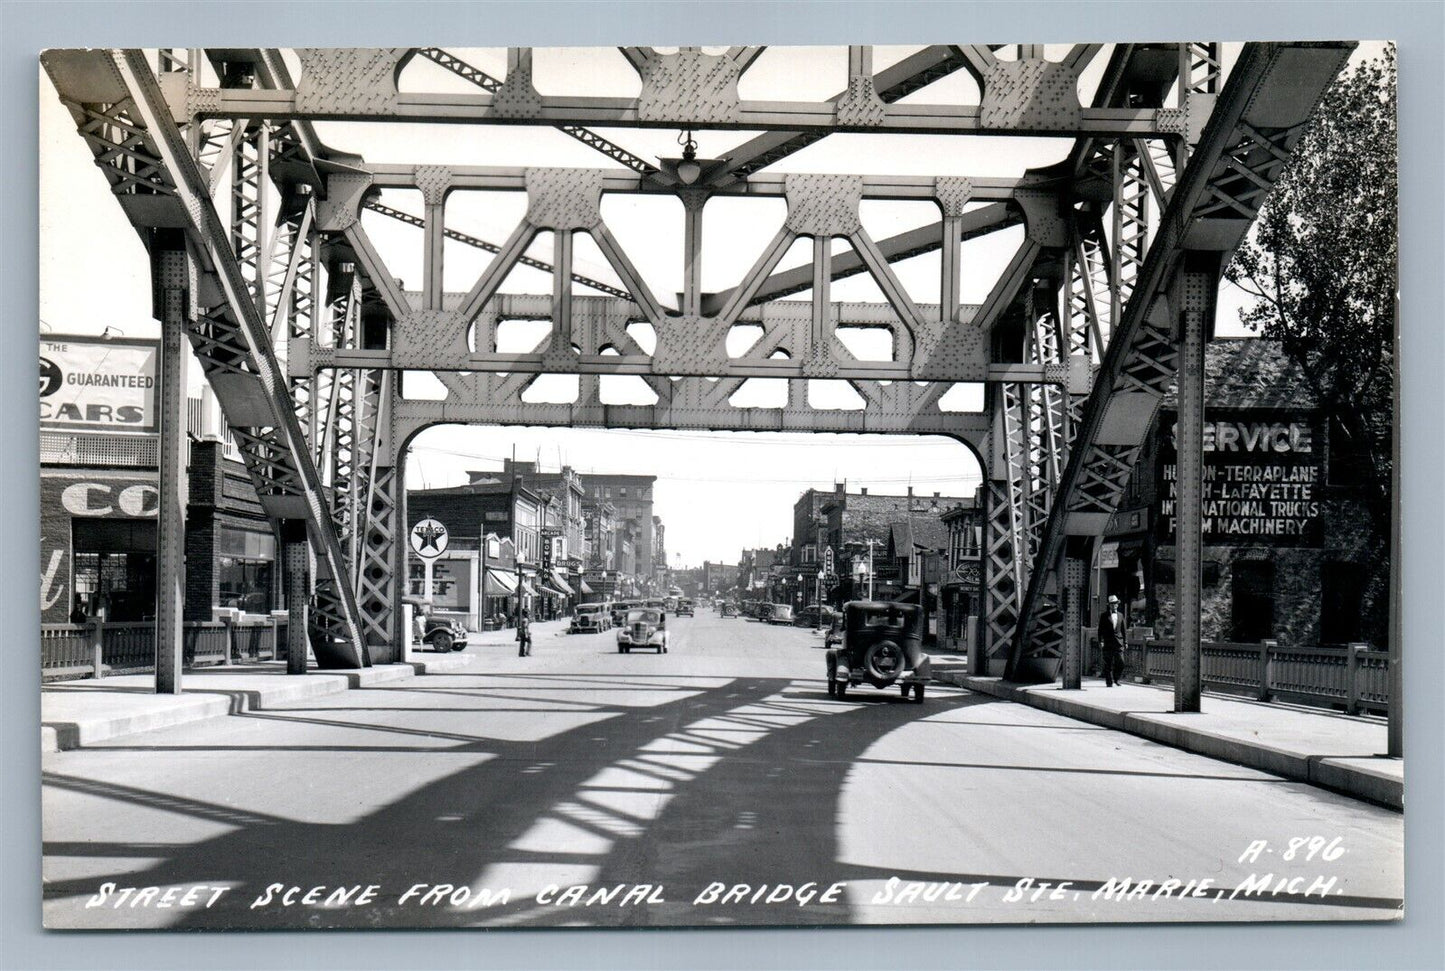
39 336 159 432
1156 408 1325 547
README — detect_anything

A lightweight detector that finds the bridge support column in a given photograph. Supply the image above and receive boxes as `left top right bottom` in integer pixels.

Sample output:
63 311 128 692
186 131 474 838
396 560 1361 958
1061 557 1084 689
1173 252 1219 713
154 244 191 695
284 520 310 674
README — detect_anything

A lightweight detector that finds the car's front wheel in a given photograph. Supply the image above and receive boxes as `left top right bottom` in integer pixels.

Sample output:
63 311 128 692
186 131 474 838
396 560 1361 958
913 683 925 703
836 679 848 699
430 632 453 653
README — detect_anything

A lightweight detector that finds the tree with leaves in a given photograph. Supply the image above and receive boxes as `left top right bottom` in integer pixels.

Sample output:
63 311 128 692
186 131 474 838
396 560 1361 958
1226 46 1396 541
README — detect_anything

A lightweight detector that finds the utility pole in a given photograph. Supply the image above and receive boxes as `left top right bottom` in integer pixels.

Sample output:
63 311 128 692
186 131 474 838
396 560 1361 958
867 539 875 601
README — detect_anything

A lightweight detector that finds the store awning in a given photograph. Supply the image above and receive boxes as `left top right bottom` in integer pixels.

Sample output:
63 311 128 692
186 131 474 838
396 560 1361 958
549 569 575 596
520 578 536 596
485 569 518 597
890 587 921 604
579 579 594 595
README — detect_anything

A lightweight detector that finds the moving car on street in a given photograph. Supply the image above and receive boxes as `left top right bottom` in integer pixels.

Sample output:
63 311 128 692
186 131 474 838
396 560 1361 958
826 601 931 701
617 607 668 654
611 600 641 627
767 603 794 625
570 603 611 633
675 598 695 616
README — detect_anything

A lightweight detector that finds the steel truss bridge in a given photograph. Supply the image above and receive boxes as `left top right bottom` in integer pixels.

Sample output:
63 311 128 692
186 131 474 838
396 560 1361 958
42 43 1353 706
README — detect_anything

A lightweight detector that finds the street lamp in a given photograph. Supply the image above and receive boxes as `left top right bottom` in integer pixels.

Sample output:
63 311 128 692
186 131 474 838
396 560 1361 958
814 569 824 630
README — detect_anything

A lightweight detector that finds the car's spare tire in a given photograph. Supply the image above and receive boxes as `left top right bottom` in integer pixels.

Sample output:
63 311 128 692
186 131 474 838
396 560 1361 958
864 640 905 681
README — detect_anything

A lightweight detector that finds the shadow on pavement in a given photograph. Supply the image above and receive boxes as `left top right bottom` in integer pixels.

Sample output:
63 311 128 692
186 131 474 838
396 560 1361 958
43 673 987 930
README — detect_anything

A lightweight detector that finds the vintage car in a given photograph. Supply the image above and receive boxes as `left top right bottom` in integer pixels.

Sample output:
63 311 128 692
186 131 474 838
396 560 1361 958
421 613 469 652
675 598 695 617
570 603 611 633
611 600 641 627
755 603 773 622
720 602 738 618
767 603 794 626
617 607 669 654
795 605 835 628
826 601 931 701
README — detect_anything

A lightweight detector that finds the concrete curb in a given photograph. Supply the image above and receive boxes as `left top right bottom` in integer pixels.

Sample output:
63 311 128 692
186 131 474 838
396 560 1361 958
41 654 475 754
939 673 1402 811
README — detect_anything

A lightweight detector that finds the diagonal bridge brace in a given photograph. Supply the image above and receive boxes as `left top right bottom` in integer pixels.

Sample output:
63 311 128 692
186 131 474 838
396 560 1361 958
1005 41 1354 680
43 48 371 669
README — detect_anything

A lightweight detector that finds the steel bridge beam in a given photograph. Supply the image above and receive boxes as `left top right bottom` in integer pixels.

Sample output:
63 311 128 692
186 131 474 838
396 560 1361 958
42 48 372 669
1006 42 1354 681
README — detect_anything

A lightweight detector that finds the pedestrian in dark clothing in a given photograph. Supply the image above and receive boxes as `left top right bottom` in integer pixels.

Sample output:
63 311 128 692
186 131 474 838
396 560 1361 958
69 602 88 625
516 608 532 657
1098 594 1126 687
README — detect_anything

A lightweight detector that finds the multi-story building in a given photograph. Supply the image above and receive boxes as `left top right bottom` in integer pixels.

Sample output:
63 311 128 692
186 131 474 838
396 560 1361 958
702 561 740 597
790 488 831 568
407 476 543 627
39 334 282 626
578 473 657 591
820 484 972 604
938 498 984 653
582 497 616 573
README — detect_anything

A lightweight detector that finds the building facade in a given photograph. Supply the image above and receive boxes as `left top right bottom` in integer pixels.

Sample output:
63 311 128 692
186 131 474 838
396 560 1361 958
40 335 280 627
1105 338 1387 649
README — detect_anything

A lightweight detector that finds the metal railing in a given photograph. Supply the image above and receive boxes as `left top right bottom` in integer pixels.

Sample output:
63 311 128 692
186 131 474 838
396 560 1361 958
1104 629 1389 716
42 616 291 682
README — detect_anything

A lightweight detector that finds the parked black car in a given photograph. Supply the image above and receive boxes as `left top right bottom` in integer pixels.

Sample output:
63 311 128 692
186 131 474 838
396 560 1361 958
826 601 930 701
422 614 469 652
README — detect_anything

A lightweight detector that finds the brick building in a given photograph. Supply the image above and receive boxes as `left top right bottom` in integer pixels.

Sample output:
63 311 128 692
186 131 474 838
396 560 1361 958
1105 338 1388 649
820 484 972 604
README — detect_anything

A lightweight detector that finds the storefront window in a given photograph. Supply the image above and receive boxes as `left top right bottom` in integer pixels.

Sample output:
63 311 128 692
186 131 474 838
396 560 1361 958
218 556 274 614
72 551 156 622
217 526 276 613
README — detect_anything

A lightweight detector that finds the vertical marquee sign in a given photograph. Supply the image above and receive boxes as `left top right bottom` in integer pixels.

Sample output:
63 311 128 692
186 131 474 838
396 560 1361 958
1157 408 1325 547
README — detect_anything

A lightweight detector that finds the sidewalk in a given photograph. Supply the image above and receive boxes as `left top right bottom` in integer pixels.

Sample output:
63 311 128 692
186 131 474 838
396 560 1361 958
936 671 1403 810
41 653 473 753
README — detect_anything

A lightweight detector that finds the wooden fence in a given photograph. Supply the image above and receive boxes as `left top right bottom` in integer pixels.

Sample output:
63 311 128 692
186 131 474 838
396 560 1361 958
41 616 290 682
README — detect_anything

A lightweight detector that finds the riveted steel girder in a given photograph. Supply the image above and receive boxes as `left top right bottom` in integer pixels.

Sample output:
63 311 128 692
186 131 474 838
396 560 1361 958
42 48 372 669
1006 41 1354 680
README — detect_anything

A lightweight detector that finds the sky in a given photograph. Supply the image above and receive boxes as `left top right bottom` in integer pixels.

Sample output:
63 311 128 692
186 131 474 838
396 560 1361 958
37 42 1388 568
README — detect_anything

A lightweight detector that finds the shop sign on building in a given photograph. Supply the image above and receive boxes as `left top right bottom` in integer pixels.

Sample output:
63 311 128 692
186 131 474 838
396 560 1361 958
1156 408 1324 547
39 336 159 432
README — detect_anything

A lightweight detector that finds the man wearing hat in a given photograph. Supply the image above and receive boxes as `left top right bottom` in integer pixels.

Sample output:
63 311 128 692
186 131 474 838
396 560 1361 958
1097 594 1127 687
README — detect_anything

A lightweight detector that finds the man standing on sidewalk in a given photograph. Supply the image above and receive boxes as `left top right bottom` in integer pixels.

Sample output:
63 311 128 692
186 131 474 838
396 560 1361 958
1098 595 1126 687
516 607 532 658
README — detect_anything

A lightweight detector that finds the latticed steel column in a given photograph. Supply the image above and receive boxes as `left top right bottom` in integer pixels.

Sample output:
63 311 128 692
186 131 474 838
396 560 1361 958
283 520 310 674
154 245 191 694
1061 558 1085 689
1172 252 1220 713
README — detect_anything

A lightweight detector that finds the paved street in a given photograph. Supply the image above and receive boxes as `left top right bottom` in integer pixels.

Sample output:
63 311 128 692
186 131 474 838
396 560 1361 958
43 608 1403 929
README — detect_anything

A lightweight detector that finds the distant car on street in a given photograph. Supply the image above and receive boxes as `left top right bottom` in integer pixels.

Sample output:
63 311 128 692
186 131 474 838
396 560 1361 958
570 603 611 633
617 608 669 654
767 603 794 626
795 605 834 628
826 601 931 702
720 603 737 618
675 598 695 616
